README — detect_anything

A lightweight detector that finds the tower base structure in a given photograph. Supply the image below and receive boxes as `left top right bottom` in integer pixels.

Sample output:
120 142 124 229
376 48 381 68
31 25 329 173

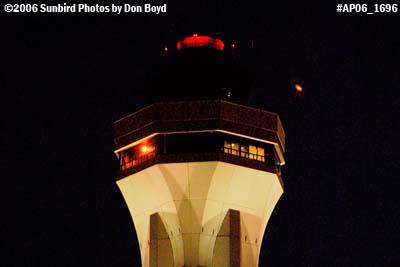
117 161 283 266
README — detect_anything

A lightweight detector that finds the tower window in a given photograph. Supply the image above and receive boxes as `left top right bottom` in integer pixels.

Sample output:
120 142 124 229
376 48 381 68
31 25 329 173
117 132 273 171
224 141 239 156
119 141 156 170
223 140 266 162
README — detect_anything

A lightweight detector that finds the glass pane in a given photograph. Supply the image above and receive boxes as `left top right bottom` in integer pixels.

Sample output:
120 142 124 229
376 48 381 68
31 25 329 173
241 145 249 158
224 141 231 153
231 142 239 155
249 145 257 159
257 147 265 161
224 140 231 149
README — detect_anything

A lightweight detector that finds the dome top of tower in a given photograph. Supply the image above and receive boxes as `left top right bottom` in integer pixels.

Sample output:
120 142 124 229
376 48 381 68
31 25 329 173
176 34 224 51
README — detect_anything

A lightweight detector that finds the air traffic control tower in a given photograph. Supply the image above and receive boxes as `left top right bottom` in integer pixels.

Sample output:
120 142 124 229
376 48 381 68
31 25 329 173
114 35 286 266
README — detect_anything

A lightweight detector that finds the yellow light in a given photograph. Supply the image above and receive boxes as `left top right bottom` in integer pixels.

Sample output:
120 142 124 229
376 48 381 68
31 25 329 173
141 145 148 153
294 84 303 93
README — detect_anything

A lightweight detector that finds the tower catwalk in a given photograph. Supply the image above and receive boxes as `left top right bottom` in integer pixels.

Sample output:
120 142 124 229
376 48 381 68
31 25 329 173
114 35 285 266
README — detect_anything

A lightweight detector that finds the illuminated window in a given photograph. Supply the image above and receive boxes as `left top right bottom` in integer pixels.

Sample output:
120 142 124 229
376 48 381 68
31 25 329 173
231 142 239 155
249 145 257 160
249 145 265 161
119 141 156 170
224 141 239 156
240 145 248 158
256 147 265 161
120 150 135 170
223 140 266 162
140 144 155 154
223 141 230 153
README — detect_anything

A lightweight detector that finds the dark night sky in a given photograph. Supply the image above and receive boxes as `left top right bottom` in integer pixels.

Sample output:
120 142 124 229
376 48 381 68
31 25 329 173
3 1 400 266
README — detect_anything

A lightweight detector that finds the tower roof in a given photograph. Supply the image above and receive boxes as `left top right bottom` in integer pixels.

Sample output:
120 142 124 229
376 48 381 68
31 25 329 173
176 34 225 51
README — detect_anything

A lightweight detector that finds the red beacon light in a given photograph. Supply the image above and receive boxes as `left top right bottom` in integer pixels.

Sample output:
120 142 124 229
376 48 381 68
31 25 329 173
176 34 224 51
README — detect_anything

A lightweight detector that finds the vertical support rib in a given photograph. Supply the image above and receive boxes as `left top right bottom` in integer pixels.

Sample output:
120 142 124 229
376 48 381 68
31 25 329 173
229 210 241 267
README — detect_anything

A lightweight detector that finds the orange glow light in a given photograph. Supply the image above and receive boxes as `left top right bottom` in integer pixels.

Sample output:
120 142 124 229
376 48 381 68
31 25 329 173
294 84 303 93
164 47 168 52
141 145 149 153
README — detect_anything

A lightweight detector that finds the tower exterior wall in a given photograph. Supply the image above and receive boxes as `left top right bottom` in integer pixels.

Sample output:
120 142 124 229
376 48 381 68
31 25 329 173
117 161 283 266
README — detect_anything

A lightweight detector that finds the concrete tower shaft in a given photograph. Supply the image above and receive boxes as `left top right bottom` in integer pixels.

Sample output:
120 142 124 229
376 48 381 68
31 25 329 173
117 161 283 266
